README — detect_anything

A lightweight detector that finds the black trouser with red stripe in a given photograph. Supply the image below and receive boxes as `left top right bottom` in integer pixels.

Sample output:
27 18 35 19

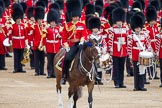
133 61 145 90
30 49 35 68
47 53 56 77
160 59 162 84
13 49 24 71
112 56 126 86
34 50 45 75
0 54 5 69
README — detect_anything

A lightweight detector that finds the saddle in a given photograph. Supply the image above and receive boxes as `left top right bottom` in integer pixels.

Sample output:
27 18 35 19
55 55 75 72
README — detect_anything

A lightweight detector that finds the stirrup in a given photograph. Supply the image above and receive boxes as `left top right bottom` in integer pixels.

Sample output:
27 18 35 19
61 78 66 85
95 75 101 81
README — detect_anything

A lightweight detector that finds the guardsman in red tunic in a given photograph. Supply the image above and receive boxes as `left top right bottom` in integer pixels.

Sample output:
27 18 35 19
9 4 27 73
26 7 35 69
159 18 162 87
32 6 46 76
128 15 151 91
88 16 105 85
45 9 61 78
125 10 135 77
145 6 160 80
61 0 88 84
0 7 7 70
55 0 66 25
108 8 128 88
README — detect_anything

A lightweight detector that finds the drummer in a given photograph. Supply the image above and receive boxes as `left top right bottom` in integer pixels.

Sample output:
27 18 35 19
128 14 152 91
0 7 7 70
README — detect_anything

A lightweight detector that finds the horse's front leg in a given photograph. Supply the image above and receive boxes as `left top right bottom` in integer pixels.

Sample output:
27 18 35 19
68 86 74 108
56 70 63 108
87 82 94 108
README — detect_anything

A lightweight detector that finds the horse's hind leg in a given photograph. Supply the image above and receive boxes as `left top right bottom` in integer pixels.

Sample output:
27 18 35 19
87 82 94 108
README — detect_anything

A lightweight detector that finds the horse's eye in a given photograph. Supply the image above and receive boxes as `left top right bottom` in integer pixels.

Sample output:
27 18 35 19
95 44 98 46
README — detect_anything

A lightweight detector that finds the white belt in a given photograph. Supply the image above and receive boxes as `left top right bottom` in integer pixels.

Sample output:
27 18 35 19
12 36 25 39
150 39 156 42
114 41 126 45
46 40 58 43
133 47 143 50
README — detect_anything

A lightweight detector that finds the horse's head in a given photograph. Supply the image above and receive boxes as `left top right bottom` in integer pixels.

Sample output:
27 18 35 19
83 39 102 63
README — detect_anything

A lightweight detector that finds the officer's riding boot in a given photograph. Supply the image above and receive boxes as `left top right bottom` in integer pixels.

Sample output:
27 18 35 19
61 60 70 85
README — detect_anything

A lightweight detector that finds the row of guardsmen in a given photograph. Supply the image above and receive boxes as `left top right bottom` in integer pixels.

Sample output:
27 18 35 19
0 0 162 91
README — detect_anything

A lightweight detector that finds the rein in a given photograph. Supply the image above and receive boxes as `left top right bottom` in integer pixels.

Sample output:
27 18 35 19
79 50 95 81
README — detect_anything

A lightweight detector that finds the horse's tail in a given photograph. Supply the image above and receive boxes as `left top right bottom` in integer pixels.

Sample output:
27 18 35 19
77 86 83 99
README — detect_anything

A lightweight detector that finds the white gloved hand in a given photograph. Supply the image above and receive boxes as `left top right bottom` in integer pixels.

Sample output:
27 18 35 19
79 41 84 45
65 47 70 52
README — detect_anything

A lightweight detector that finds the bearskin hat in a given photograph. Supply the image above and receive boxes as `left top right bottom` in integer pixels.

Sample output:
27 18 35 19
49 3 60 11
131 1 142 11
83 0 90 7
95 5 103 17
47 9 60 24
95 0 104 9
146 6 157 23
12 4 24 21
27 7 34 19
4 0 10 8
150 0 160 11
120 0 129 9
130 15 144 31
34 6 45 21
35 1 46 9
112 7 126 23
0 7 3 18
88 16 101 29
85 14 93 28
39 0 48 8
126 11 135 24
20 2 27 13
134 12 145 24
55 0 64 10
104 5 116 19
137 0 145 10
85 3 95 15
0 0 5 11
66 0 82 17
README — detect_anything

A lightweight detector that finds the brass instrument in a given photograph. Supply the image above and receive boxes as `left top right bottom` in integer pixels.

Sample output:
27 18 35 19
21 48 31 65
38 24 47 51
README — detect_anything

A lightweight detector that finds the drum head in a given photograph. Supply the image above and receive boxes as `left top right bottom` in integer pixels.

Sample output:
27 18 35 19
3 38 10 47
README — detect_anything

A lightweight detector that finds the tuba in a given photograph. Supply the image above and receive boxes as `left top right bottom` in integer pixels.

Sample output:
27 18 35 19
21 48 31 65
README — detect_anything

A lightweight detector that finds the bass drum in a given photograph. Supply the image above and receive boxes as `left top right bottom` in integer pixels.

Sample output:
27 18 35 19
3 38 10 47
3 37 13 52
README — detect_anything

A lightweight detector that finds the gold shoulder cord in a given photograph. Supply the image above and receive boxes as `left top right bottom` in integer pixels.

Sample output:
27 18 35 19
65 22 76 40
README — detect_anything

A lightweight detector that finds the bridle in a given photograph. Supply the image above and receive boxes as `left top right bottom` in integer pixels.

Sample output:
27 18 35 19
78 41 100 81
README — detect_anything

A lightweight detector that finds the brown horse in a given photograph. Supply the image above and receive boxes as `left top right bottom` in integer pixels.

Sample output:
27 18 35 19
54 39 101 108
